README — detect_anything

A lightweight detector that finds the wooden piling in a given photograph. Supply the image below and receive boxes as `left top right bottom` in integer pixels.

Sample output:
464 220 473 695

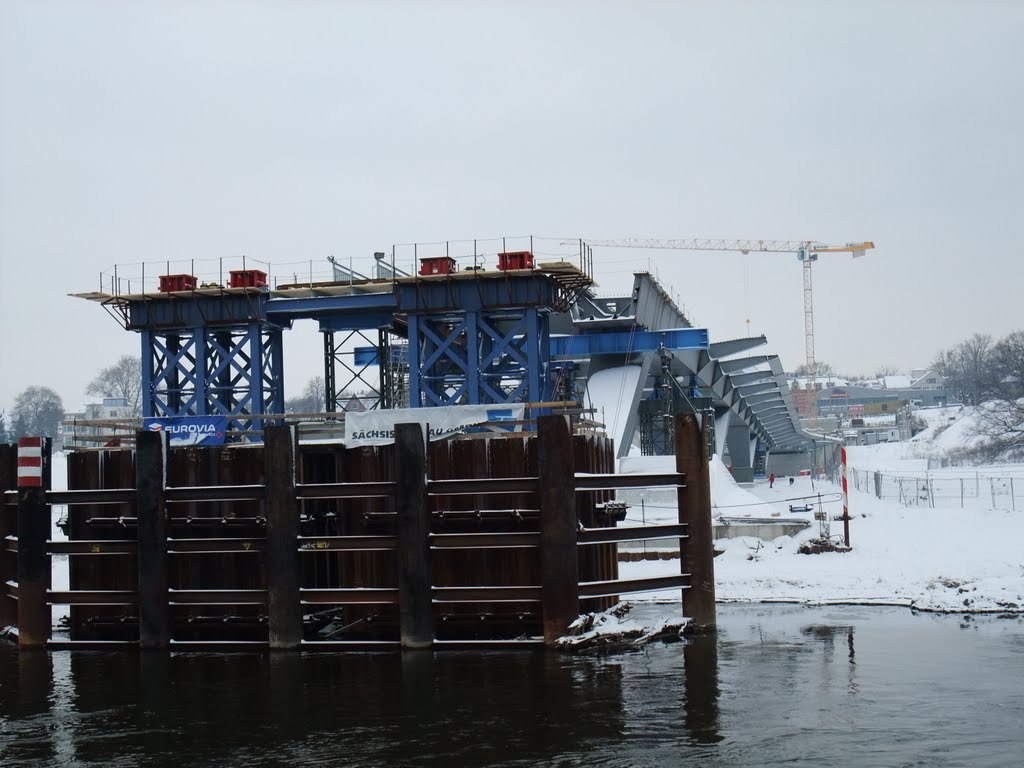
16 438 51 648
395 423 433 648
675 413 716 629
136 430 169 649
538 415 579 644
264 425 302 649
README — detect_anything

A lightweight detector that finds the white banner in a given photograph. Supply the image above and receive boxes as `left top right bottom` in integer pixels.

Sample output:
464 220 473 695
344 404 526 447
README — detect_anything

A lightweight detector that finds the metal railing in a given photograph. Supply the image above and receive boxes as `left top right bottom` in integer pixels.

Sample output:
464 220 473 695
93 236 594 298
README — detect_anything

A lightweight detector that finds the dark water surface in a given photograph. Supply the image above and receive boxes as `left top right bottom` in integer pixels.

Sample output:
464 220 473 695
2 605 1022 767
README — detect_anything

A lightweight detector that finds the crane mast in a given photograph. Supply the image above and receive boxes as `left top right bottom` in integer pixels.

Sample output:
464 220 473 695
581 238 874 426
799 250 817 419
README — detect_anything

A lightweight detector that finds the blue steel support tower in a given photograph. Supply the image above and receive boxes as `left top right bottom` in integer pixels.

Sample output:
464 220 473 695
129 290 287 437
395 268 571 407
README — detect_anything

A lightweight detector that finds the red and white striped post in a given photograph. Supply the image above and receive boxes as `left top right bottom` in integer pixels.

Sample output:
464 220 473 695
17 437 43 488
841 446 850 547
17 437 51 647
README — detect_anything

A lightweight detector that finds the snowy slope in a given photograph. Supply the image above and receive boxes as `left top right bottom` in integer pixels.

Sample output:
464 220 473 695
585 365 642 451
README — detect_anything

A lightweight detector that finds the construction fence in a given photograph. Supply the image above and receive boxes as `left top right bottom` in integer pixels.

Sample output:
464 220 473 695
846 468 1022 511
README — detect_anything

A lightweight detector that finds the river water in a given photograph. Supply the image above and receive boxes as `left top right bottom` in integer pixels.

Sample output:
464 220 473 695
2 605 1022 767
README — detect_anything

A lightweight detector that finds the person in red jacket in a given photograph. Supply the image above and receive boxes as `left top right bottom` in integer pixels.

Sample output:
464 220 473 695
769 473 776 488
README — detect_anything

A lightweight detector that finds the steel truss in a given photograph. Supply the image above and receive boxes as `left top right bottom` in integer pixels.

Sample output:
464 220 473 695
408 307 551 407
141 325 284 436
324 329 403 411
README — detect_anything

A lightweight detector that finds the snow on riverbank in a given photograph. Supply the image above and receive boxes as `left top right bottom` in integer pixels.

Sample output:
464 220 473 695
618 441 1024 614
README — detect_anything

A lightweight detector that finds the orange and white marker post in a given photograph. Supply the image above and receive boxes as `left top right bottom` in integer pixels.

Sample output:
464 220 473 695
841 446 850 547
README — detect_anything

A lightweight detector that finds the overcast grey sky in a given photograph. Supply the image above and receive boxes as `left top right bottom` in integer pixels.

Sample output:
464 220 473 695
2 0 1022 412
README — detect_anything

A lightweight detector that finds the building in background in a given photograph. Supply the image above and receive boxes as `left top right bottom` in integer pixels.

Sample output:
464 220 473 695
60 397 135 451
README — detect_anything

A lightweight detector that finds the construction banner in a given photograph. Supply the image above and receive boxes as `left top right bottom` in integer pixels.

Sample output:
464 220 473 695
344 404 525 448
143 416 229 446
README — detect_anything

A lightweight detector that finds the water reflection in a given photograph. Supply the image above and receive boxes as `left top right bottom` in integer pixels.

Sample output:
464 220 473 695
0 642 712 765
682 633 722 745
3 607 1023 767
799 623 857 694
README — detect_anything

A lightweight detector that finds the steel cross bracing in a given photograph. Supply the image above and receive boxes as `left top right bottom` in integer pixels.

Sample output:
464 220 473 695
141 325 284 436
408 308 550 407
324 329 390 411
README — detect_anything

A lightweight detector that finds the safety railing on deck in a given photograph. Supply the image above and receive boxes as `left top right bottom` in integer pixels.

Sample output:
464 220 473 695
93 236 593 298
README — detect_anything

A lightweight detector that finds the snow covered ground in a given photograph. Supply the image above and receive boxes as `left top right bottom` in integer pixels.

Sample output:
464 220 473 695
618 411 1024 614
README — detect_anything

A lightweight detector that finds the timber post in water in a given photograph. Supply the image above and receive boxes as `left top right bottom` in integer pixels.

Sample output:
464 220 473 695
396 422 434 649
136 430 170 649
16 437 51 649
265 425 302 650
675 413 716 630
538 414 580 644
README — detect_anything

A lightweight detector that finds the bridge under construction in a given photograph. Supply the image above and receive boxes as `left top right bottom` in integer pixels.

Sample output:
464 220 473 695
72 236 811 479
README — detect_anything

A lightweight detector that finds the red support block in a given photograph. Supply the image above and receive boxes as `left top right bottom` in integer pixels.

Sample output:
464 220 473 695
158 274 198 292
419 257 458 276
229 269 268 288
497 251 534 271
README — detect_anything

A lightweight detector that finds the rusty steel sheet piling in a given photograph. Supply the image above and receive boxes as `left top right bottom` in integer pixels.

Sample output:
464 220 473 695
22 416 694 649
0 444 17 630
675 413 716 630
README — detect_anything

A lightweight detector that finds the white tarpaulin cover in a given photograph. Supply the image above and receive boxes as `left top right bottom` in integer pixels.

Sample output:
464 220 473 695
344 404 526 447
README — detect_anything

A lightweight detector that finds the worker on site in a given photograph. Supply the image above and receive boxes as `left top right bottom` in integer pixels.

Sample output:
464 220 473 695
769 473 776 488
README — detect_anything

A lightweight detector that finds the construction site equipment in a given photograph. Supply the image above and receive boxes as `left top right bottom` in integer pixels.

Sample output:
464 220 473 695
579 238 875 422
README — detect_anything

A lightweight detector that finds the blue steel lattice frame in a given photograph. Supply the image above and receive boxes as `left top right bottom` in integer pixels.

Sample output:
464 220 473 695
408 307 550 407
141 324 284 438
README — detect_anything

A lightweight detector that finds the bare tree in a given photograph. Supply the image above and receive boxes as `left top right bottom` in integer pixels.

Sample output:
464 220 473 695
13 386 64 439
933 333 996 406
86 355 142 415
794 361 836 378
973 330 1024 458
285 376 327 414
874 365 900 378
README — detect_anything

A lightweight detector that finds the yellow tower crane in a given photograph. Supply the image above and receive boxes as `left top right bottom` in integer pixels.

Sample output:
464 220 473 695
579 238 875 423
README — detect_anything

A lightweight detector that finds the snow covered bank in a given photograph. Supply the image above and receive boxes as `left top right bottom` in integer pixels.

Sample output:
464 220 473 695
618 442 1024 614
